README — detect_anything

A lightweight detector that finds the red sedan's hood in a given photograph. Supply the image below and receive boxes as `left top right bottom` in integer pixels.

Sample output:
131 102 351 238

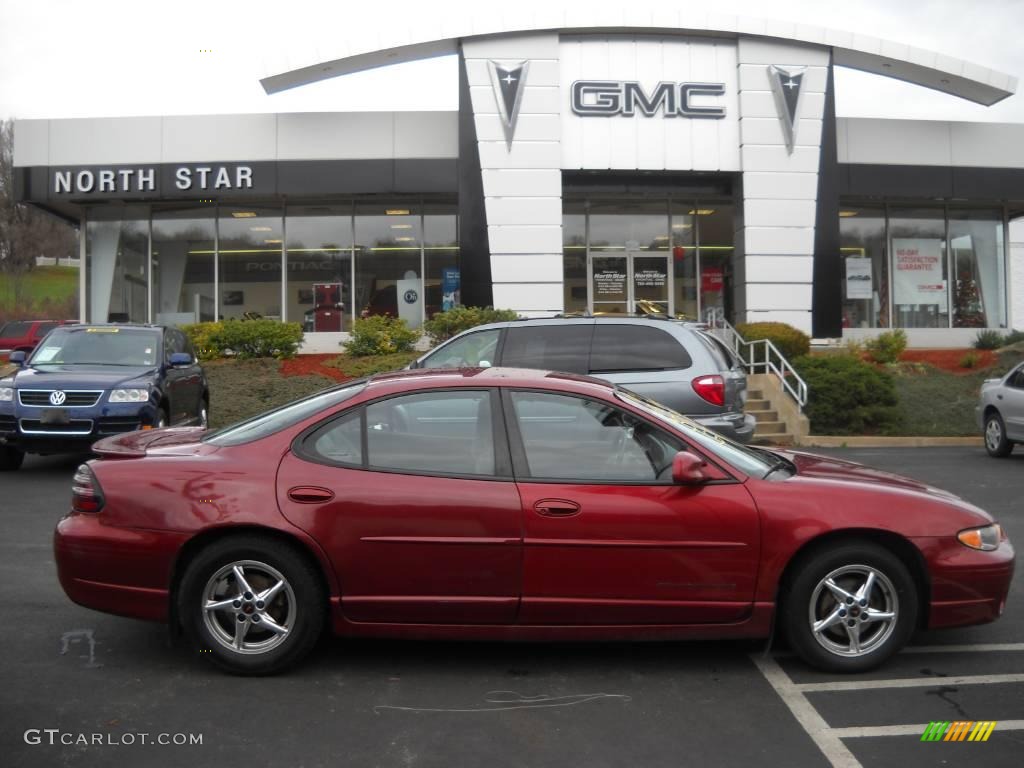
774 449 963 502
92 427 208 458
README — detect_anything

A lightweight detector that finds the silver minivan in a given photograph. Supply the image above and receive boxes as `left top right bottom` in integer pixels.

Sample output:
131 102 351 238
410 317 755 443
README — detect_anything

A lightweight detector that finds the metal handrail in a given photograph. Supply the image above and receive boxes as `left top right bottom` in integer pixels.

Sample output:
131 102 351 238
702 308 808 411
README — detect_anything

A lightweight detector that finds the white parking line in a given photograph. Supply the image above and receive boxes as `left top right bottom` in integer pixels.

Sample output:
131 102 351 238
903 642 1024 653
796 672 1024 692
830 720 1024 739
751 654 862 768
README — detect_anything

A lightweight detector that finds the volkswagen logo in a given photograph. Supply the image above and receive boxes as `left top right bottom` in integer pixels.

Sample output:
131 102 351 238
49 390 67 406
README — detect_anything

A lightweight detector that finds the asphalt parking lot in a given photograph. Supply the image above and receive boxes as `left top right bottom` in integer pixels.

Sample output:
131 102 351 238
1 446 1021 768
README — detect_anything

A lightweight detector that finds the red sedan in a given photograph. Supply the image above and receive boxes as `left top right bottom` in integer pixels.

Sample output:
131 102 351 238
55 368 1014 675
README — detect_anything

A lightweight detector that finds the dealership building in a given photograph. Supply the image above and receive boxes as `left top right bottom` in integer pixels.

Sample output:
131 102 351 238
12 14 1024 346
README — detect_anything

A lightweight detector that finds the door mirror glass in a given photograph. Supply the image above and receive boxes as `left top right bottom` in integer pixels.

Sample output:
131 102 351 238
671 451 709 485
168 352 192 367
8 350 26 365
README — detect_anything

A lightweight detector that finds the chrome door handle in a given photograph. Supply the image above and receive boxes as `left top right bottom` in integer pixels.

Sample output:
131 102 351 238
534 499 581 517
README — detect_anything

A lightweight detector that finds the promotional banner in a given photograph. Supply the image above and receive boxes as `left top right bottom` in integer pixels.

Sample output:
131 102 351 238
441 267 460 311
892 238 946 309
844 257 873 300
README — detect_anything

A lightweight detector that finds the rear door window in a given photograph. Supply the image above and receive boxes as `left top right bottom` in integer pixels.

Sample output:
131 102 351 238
421 329 501 369
502 325 593 375
1 321 30 338
589 325 692 373
35 322 59 337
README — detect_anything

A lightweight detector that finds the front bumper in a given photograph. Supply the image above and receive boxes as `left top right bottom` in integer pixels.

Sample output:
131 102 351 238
54 512 189 622
0 402 157 454
912 535 1015 629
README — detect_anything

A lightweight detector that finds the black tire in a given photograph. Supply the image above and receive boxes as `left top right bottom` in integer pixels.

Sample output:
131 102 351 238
782 541 918 673
984 411 1014 458
177 535 325 675
0 446 24 471
199 395 210 428
156 405 170 429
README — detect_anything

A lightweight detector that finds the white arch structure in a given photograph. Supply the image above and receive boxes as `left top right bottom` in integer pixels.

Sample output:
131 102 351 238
260 11 1016 105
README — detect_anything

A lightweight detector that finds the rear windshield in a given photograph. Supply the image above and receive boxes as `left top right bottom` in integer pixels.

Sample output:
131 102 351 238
203 381 367 447
30 327 161 366
589 324 692 373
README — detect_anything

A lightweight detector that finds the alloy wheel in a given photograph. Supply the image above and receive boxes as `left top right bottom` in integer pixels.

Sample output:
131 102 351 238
807 564 898 657
986 418 1003 452
202 560 297 655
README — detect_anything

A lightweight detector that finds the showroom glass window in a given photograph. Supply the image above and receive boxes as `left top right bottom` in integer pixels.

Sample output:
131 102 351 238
839 207 887 328
563 200 587 314
85 205 149 324
424 202 459 319
694 203 733 322
354 203 423 327
948 209 1006 328
218 206 284 321
588 200 669 316
286 204 354 332
151 207 216 325
670 202 697 320
888 208 948 329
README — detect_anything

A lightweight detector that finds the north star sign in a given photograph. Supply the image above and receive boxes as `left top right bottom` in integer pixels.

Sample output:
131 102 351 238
52 165 254 194
571 80 726 118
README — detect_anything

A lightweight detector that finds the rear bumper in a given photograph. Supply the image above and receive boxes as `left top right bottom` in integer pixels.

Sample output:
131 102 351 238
912 535 1015 629
694 412 757 444
54 513 188 622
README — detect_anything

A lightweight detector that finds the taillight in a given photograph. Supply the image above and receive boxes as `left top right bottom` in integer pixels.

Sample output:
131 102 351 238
71 464 104 514
692 375 725 406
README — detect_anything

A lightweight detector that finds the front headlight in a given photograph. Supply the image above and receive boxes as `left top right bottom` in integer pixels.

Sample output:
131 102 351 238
0 387 13 402
957 524 1004 551
109 388 150 403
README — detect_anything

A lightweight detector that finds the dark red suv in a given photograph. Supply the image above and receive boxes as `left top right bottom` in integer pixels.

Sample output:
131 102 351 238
0 320 72 360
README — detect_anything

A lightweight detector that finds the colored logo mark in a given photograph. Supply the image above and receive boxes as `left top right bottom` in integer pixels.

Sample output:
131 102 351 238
921 721 997 742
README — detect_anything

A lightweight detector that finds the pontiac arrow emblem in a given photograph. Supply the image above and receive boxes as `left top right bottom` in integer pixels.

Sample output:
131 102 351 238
488 60 530 149
768 65 806 153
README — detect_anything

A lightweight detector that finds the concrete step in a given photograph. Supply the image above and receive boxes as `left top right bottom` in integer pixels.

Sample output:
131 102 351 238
754 420 788 435
747 389 764 400
749 410 779 421
745 398 771 410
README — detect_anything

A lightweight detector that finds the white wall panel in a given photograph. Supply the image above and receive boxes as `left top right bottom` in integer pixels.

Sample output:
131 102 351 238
743 171 819 199
744 226 816 255
745 309 813 334
474 114 561 142
743 199 817 228
488 225 563 255
739 91 825 120
49 117 162 165
737 38 830 66
163 114 278 163
843 118 951 166
13 120 48 166
743 255 815 283
485 197 563 226
394 112 459 158
741 145 823 173
480 169 562 196
492 283 564 312
478 141 561 169
490 253 564 283
277 113 394 160
469 85 561 116
746 283 813 310
741 117 823 148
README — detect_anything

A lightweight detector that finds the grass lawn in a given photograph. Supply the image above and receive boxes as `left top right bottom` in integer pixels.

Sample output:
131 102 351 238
889 343 1023 436
0 266 79 313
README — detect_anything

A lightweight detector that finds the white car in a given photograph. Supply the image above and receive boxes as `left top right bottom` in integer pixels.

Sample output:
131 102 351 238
978 360 1024 457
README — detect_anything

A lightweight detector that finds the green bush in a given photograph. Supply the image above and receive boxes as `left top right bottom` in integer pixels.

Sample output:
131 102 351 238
422 306 520 344
735 322 810 361
794 354 902 435
182 319 304 360
1002 329 1024 346
182 322 224 361
864 329 907 364
959 351 981 369
344 316 420 357
973 329 1004 350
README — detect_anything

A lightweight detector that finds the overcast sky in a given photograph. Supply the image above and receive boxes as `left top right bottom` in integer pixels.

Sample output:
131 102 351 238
2 0 1023 123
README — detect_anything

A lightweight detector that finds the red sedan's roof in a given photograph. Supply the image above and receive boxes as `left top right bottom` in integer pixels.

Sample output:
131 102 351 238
365 367 616 397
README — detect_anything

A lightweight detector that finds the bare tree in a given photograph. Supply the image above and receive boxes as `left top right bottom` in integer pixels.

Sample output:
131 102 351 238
0 119 78 312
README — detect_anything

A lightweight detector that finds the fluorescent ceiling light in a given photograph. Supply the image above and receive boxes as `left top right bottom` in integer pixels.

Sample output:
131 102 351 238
391 224 412 229
264 239 283 244
385 209 410 215
688 209 715 216
672 223 692 229
250 226 272 232
394 236 414 242
839 211 859 217
231 211 257 218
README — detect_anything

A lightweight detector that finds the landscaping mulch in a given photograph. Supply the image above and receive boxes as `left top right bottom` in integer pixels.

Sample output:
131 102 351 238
280 354 353 382
898 348 997 374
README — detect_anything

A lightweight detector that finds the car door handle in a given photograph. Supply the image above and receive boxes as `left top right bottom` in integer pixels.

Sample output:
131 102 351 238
997 394 1003 400
533 499 581 517
287 486 335 504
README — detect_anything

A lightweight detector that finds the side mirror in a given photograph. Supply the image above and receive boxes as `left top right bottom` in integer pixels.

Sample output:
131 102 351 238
479 359 492 368
168 352 193 367
8 351 26 366
672 451 709 485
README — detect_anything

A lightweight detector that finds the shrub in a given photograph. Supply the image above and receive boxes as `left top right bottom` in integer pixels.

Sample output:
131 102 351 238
422 306 520 345
182 322 224 361
864 329 907 364
344 316 420 357
794 354 902 435
973 329 1005 350
1002 329 1024 346
734 322 810 361
959 351 981 369
183 319 304 360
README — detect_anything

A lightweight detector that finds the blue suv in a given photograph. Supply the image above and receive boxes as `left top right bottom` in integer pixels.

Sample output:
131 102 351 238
0 324 208 471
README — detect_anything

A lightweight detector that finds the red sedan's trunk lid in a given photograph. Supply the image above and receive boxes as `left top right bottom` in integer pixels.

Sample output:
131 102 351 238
92 427 208 458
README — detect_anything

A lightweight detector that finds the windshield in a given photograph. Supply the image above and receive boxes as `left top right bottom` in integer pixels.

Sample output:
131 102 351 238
616 389 775 477
203 381 367 447
29 327 161 367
